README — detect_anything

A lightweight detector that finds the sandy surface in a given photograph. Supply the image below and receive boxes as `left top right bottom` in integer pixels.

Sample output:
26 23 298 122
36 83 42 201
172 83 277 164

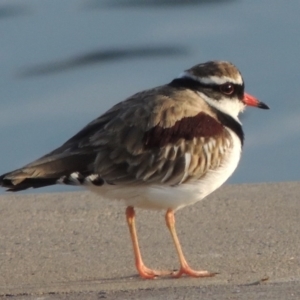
0 182 299 299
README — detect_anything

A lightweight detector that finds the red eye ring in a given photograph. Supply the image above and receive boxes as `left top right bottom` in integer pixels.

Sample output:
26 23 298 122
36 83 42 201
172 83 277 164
220 83 234 95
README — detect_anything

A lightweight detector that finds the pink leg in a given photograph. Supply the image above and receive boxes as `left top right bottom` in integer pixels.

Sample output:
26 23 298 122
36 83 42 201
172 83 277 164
165 209 216 278
126 206 174 279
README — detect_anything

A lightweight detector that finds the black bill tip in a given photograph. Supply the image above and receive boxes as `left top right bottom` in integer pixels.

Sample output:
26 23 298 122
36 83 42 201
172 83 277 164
257 101 270 109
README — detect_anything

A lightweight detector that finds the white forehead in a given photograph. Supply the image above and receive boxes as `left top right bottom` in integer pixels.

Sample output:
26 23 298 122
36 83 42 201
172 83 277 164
178 71 243 86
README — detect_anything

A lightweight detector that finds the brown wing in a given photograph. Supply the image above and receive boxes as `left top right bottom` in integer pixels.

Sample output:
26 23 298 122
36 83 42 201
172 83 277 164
92 114 232 186
88 87 233 186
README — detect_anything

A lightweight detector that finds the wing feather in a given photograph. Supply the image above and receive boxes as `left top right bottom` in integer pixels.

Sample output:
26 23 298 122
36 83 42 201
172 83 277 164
92 111 233 186
1 85 234 191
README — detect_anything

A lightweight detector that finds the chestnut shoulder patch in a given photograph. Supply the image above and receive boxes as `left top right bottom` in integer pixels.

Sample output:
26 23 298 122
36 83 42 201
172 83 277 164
143 112 224 148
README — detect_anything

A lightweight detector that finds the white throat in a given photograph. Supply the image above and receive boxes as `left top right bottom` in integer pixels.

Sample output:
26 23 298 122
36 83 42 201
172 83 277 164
198 92 244 124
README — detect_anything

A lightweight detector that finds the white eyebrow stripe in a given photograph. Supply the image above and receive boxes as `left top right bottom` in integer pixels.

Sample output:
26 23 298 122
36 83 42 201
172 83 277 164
199 75 243 85
178 72 243 85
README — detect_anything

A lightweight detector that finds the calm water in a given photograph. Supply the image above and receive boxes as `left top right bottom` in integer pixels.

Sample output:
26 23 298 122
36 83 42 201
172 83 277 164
1 0 299 194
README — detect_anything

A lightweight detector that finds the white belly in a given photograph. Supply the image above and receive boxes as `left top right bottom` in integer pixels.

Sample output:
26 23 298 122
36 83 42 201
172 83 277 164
87 129 241 211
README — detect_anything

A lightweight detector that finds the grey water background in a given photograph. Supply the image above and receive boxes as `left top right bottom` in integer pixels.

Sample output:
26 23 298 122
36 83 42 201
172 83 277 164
0 0 299 194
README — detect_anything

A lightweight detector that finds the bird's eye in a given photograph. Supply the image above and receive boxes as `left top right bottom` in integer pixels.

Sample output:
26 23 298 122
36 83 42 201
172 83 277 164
220 83 234 95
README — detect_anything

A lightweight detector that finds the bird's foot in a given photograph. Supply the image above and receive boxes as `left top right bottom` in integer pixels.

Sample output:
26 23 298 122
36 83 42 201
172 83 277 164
171 265 217 278
137 264 175 279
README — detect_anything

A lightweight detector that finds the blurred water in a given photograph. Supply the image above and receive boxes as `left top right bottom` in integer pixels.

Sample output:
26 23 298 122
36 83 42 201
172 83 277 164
1 0 299 194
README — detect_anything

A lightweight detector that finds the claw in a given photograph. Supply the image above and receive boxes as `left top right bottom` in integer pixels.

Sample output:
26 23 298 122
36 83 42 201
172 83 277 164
171 266 216 278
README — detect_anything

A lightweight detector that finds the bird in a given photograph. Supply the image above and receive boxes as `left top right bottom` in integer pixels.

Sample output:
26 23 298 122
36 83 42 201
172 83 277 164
0 60 269 279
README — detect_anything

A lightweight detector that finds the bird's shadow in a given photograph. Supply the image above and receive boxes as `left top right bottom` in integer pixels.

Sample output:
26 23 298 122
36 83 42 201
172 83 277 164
0 4 28 19
85 0 236 9
18 45 188 77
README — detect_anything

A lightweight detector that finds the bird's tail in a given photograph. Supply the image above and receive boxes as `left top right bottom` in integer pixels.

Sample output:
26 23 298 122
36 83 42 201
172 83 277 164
0 171 59 192
0 152 96 192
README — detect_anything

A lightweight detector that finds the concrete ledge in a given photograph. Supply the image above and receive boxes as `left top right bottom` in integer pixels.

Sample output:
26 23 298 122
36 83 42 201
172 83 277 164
0 182 300 299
